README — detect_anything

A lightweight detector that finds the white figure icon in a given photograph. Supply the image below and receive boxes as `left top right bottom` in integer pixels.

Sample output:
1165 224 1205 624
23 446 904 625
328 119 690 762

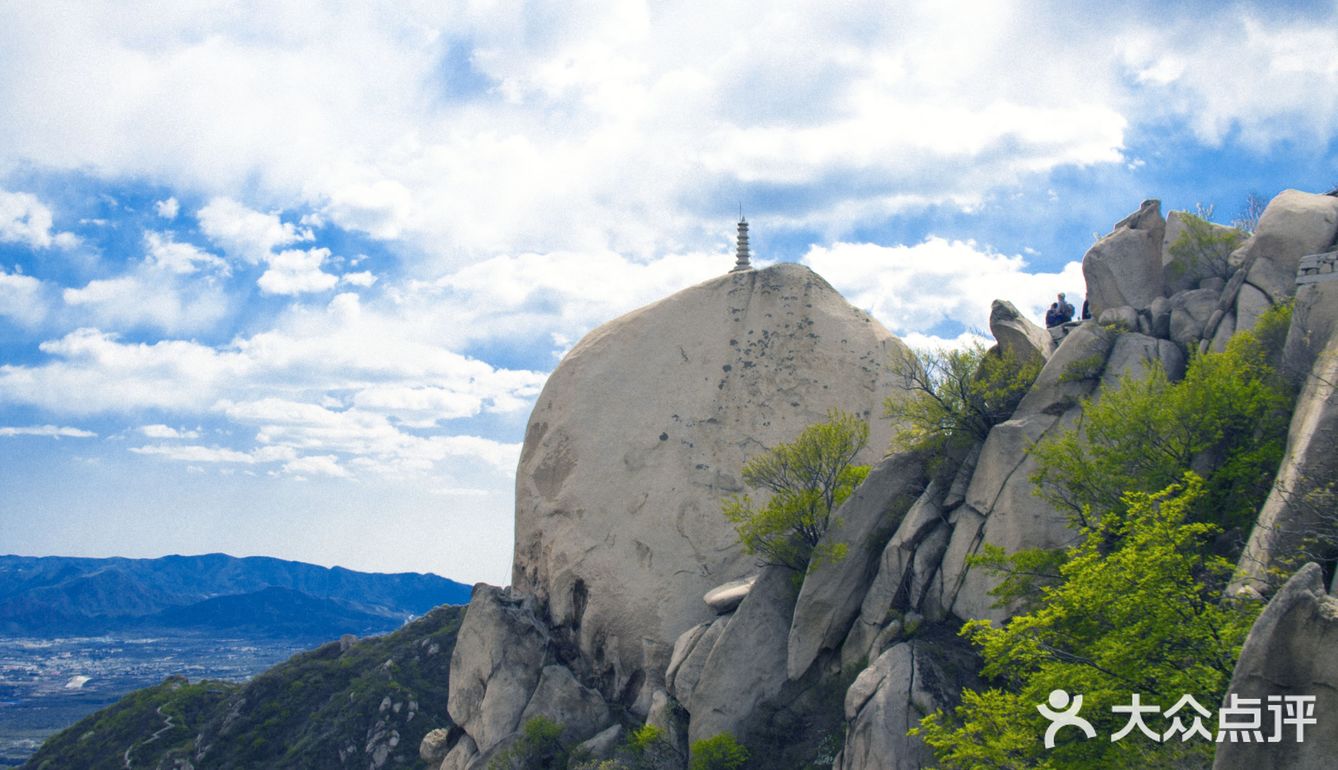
1037 689 1097 748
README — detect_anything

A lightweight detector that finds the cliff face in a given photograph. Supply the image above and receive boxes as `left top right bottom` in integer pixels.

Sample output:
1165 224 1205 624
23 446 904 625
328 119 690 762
435 189 1338 770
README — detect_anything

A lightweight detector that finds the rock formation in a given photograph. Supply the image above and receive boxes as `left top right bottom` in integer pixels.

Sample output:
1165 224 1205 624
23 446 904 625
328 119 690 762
428 188 1338 770
1214 564 1338 770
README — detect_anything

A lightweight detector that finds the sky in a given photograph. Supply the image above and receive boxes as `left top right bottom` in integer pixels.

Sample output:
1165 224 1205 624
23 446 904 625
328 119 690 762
1 1 1336 586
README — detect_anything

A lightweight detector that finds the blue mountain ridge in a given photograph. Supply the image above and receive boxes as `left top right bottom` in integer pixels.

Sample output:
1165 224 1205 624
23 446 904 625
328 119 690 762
0 553 472 638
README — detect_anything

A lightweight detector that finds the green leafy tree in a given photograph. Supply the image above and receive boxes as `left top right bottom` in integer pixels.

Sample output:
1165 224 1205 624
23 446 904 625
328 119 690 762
915 477 1261 769
1030 304 1294 534
689 733 749 770
722 410 870 572
626 724 678 770
1166 207 1247 284
884 343 1041 458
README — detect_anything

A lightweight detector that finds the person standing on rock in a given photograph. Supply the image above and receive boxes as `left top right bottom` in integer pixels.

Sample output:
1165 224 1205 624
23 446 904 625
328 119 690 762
1056 293 1075 324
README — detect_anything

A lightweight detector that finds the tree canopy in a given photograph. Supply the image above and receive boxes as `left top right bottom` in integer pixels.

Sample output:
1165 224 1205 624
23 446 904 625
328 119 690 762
722 409 870 573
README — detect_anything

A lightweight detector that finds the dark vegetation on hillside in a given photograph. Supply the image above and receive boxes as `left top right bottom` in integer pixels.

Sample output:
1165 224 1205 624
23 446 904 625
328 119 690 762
23 604 464 770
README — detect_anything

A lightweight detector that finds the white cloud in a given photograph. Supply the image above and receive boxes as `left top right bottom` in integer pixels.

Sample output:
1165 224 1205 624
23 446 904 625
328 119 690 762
6 4 1331 261
0 190 78 249
144 231 228 275
257 247 338 295
0 424 96 438
802 238 1086 341
154 197 179 219
340 271 377 287
0 266 49 327
0 284 546 478
282 454 350 478
138 424 200 439
197 197 308 265
62 267 229 334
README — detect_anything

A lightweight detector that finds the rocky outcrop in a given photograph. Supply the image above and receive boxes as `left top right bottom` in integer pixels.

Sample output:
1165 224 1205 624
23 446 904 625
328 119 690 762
1231 330 1338 596
1083 199 1166 317
834 639 974 770
703 575 756 614
511 263 908 704
929 323 1115 622
446 586 550 756
686 566 796 745
517 665 611 745
429 188 1338 770
786 451 928 680
1214 564 1338 770
1234 189 1338 302
989 299 1053 362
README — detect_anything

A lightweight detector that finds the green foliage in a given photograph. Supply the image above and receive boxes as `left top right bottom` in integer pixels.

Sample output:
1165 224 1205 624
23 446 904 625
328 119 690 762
885 343 1042 457
916 477 1262 769
488 716 567 770
623 723 679 770
1030 306 1294 535
1166 210 1246 283
689 733 749 770
722 409 870 572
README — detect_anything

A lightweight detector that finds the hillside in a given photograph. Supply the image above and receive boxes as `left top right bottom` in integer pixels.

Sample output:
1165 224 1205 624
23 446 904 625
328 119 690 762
22 604 464 770
0 553 471 637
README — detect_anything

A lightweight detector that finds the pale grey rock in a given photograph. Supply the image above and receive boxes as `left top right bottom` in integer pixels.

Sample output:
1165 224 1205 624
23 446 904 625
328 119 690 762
575 724 624 761
1199 275 1227 293
447 586 548 753
1097 305 1138 330
835 643 955 770
840 617 881 672
1209 311 1236 353
668 615 729 710
631 638 674 718
1284 278 1338 380
1012 322 1117 418
1083 200 1166 317
688 566 796 745
989 299 1053 362
518 665 611 745
1168 288 1220 347
1232 334 1338 596
951 412 1079 622
1234 283 1272 337
786 451 927 681
1233 189 1338 300
1213 564 1338 770
512 263 907 701
646 689 688 765
923 504 985 623
856 480 948 628
1101 332 1186 387
664 621 710 694
1162 210 1242 293
1244 255 1296 304
703 575 756 614
941 442 981 510
419 728 450 765
439 734 476 770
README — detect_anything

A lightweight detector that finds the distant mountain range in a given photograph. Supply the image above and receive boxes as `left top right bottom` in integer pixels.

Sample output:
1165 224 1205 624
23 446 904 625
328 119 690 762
0 553 473 639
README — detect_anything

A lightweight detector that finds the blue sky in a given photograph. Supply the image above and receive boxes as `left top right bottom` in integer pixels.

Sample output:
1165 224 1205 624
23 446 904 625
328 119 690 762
2 1 1336 585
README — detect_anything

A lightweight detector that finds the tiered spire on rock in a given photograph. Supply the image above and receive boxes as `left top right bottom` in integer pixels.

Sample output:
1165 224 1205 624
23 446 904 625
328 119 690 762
731 216 752 272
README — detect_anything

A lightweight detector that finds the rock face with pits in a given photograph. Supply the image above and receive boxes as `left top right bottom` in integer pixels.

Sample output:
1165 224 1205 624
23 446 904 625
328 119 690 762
510 263 909 703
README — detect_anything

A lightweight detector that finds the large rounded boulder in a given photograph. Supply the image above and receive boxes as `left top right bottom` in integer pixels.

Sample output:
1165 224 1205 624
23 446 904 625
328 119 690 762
512 263 908 701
